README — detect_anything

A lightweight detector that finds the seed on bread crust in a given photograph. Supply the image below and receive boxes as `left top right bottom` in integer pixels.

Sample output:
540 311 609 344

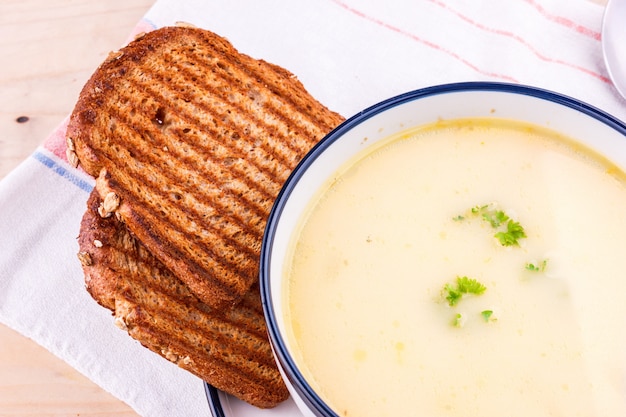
105 50 124 63
175 21 197 28
66 149 79 168
114 316 128 331
97 203 112 218
66 137 76 151
161 347 179 362
77 251 93 266
103 192 121 213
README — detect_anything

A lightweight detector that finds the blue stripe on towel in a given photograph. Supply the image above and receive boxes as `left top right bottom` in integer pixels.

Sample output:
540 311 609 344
33 151 94 193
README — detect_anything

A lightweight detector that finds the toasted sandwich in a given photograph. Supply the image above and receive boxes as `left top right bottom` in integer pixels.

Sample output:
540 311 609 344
78 189 290 408
67 25 344 309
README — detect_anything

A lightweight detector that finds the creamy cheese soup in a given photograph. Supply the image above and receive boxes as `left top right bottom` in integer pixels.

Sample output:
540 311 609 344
284 118 626 417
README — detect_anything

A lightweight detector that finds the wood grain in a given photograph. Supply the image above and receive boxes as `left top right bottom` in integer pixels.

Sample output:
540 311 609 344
0 326 137 416
0 1 153 415
0 0 154 178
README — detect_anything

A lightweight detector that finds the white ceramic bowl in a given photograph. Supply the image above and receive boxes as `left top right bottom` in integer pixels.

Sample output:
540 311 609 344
259 82 626 417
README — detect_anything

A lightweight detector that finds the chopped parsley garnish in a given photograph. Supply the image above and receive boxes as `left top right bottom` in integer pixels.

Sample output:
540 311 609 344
481 310 494 322
443 202 533 328
482 209 509 228
453 313 465 328
470 204 487 214
458 203 527 247
443 276 487 306
494 219 527 247
525 259 548 272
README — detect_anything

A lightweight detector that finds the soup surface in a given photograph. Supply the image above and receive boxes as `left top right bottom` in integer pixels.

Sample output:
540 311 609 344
284 118 626 417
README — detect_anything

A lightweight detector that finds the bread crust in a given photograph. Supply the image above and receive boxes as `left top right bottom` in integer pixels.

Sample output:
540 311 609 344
68 26 344 309
78 189 290 408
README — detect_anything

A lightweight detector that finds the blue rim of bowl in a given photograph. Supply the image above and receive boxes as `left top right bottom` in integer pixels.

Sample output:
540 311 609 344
206 81 626 416
205 383 226 417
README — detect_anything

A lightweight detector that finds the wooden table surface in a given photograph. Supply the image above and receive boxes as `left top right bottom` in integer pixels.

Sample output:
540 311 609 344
0 0 610 416
0 1 154 415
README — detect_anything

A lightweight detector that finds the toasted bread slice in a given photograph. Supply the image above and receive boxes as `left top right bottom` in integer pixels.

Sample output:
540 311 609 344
78 189 289 408
67 25 344 309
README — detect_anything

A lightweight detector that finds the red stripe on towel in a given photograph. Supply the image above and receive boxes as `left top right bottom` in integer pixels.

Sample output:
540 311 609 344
523 0 601 40
429 0 610 84
331 0 518 82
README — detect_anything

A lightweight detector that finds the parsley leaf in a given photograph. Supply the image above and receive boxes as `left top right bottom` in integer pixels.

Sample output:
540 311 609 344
457 276 487 295
495 219 527 247
482 210 509 228
443 276 487 306
525 259 548 272
481 310 494 322
471 204 488 214
444 283 463 306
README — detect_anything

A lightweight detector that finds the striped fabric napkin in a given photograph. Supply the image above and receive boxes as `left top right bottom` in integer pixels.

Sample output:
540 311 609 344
0 0 622 416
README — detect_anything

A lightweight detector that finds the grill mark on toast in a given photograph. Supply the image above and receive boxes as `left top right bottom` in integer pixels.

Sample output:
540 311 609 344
166 48 326 157
158 54 309 163
81 189 241 306
101 179 261 294
106 186 255 302
124 314 287 408
109 253 279 390
120 77 281 214
95 104 271 239
178 33 340 135
92 72 303 242
123 214 248 306
101 160 261 265
125 58 311 189
84 190 265 336
119 280 271 349
119 286 274 362
98 217 259 326
119 298 287 406
94 104 270 247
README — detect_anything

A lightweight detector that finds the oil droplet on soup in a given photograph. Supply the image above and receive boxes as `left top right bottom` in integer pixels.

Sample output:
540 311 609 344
284 118 626 417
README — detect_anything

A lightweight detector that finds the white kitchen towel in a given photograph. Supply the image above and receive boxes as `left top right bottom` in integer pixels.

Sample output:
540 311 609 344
0 1 623 416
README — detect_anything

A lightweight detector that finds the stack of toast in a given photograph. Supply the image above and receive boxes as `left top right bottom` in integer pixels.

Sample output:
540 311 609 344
68 25 344 408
